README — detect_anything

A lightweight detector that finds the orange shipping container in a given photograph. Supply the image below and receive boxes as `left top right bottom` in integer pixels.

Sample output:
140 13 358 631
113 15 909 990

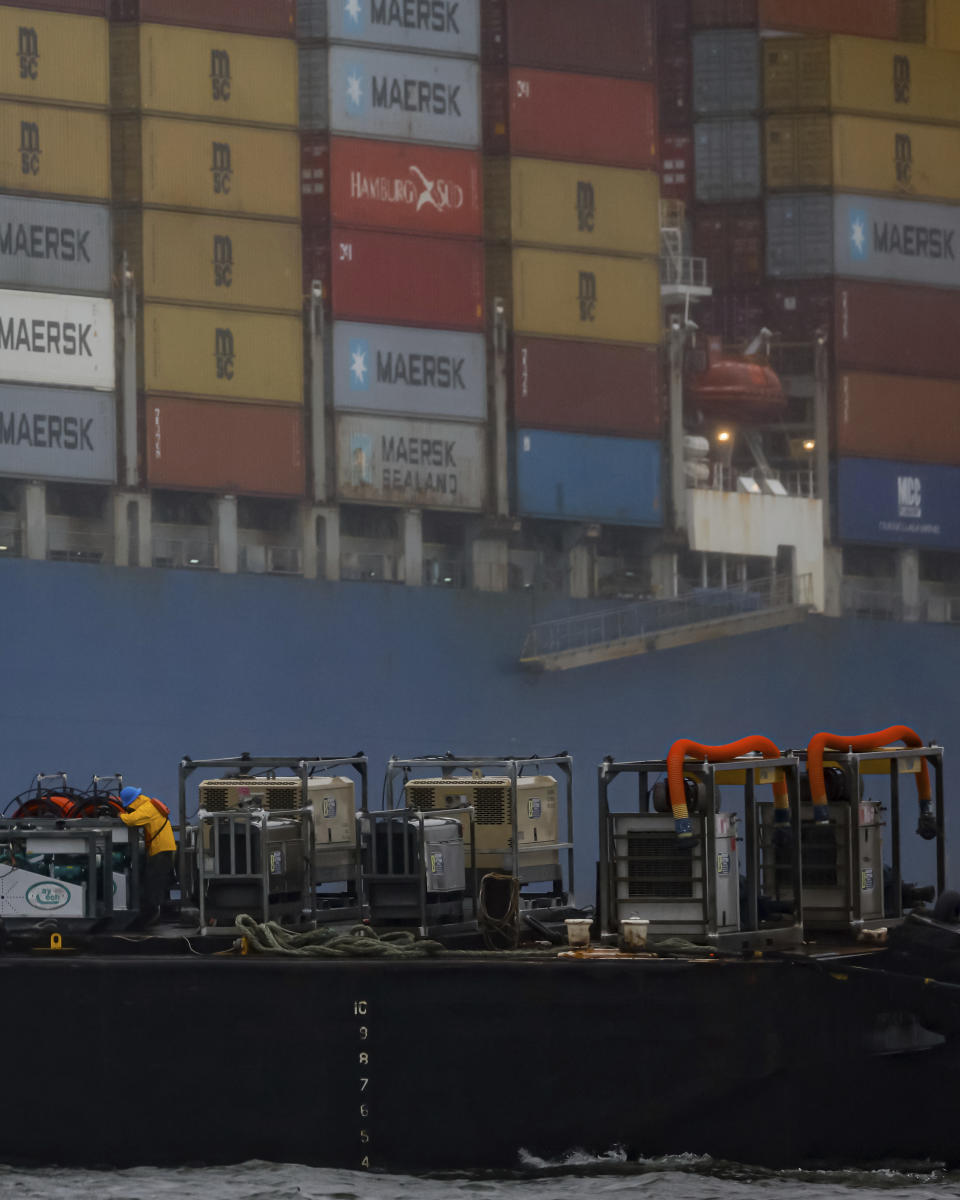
836 371 960 464
147 395 305 497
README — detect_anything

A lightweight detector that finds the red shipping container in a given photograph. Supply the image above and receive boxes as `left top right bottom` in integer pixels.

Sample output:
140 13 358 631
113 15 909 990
767 280 960 378
835 372 960 465
330 138 482 239
660 132 694 205
758 0 899 38
110 0 294 36
509 68 658 169
659 45 692 129
146 396 305 497
691 0 757 27
693 203 764 289
514 337 661 437
506 0 655 79
657 0 691 41
330 228 485 331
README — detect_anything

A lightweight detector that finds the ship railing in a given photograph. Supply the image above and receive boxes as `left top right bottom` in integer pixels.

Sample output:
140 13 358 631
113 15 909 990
660 254 709 288
703 464 818 498
152 536 217 570
521 574 812 660
47 522 111 564
238 543 302 576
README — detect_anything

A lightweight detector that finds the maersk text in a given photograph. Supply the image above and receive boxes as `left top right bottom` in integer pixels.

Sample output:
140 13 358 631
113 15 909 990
372 77 461 116
0 319 91 355
874 222 955 259
371 0 460 32
0 225 90 262
0 412 93 450
376 352 465 388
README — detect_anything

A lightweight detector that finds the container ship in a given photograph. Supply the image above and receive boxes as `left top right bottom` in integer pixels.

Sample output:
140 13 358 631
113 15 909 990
2 0 960 1173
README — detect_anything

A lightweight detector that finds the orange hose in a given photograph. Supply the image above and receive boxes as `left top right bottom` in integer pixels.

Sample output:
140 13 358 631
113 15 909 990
667 736 789 839
806 727 930 823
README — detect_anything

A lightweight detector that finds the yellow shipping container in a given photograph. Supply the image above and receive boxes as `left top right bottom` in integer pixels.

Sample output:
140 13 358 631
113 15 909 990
116 210 302 313
113 116 299 219
0 103 109 200
0 7 108 108
763 35 960 126
512 249 660 346
143 304 303 405
765 114 960 202
485 158 660 257
111 24 297 127
927 0 960 51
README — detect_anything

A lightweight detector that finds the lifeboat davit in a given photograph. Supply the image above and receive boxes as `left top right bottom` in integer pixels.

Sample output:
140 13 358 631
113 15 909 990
689 356 786 422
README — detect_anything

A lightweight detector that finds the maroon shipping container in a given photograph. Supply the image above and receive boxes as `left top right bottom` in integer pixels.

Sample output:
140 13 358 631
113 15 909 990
693 203 763 289
691 0 757 27
660 132 694 205
110 0 295 36
509 69 658 169
657 0 690 41
695 287 765 346
329 228 485 331
514 337 661 437
758 0 899 38
301 136 483 239
481 0 508 65
11 0 108 12
659 45 692 129
767 280 960 378
146 396 305 498
834 372 960 466
506 0 655 79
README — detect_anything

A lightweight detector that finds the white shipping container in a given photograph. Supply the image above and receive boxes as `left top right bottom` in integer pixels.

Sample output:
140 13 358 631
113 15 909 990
332 322 486 420
0 290 114 390
303 45 480 146
0 383 116 483
336 413 486 509
299 0 480 57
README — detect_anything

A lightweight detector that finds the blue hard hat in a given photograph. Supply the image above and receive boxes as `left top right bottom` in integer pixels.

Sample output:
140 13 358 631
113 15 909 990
119 786 142 806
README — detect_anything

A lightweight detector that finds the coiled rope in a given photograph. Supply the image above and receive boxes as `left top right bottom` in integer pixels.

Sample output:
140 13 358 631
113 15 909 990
235 914 445 958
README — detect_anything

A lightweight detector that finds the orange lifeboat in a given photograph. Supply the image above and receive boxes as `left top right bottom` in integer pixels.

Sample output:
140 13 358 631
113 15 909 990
688 356 786 422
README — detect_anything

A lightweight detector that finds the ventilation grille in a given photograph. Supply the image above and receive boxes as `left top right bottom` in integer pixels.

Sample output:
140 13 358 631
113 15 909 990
626 831 695 899
200 778 301 813
801 823 839 888
406 779 510 826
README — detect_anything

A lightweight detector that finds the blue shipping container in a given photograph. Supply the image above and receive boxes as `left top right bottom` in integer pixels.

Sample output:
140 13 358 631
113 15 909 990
837 458 960 550
514 430 661 525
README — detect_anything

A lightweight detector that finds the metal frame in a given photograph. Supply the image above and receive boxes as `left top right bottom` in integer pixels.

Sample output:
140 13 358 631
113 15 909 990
598 754 804 950
384 753 575 903
794 744 945 928
178 753 369 929
0 818 143 925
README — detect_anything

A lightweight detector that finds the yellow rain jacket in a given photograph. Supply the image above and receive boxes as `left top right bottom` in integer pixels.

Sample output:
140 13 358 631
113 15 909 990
119 794 176 856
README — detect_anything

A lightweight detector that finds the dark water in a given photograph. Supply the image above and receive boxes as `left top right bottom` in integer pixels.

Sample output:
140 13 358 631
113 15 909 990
2 1155 957 1200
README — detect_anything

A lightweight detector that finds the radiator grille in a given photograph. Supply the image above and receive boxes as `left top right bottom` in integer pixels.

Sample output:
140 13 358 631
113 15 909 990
626 831 695 899
200 779 301 813
406 781 510 826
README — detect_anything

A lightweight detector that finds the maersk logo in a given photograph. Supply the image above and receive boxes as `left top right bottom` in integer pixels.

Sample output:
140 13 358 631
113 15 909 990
349 338 371 390
345 66 365 111
369 0 461 31
849 210 869 259
343 0 365 28
372 74 461 115
898 475 922 519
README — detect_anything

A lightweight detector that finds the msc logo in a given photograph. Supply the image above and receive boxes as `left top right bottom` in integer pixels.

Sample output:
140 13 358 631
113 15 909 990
215 327 235 379
210 49 231 101
897 475 922 519
849 209 869 259
894 133 912 186
17 26 38 80
348 338 371 390
212 142 232 193
576 181 595 233
213 235 233 287
578 271 597 322
19 121 40 175
893 54 911 105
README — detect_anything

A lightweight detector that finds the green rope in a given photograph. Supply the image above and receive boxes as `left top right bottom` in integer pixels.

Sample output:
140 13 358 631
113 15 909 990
235 914 446 958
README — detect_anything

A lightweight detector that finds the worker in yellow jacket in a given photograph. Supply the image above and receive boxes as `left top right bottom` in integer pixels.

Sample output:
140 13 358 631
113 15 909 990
118 786 176 928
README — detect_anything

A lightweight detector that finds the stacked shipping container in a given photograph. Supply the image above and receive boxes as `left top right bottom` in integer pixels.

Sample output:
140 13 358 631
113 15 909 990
760 29 960 549
0 2 117 488
483 0 663 526
111 1 305 496
298 0 487 514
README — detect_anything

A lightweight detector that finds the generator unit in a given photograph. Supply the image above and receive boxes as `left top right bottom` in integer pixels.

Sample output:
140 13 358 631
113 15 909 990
403 774 559 877
364 812 467 928
198 775 357 873
610 811 741 938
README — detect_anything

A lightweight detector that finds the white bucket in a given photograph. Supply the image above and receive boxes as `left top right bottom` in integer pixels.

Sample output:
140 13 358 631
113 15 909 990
564 918 593 948
620 917 650 951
